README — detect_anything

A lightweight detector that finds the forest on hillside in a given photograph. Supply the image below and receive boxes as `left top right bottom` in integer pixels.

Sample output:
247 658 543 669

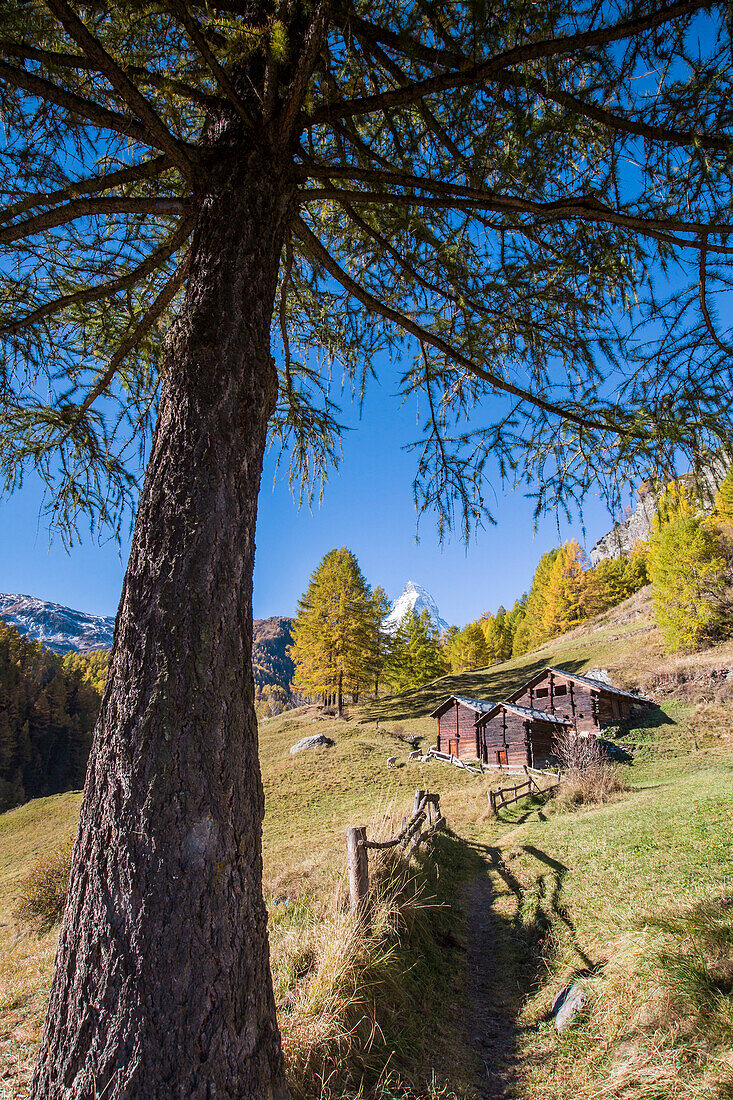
0 622 105 811
3 468 731 807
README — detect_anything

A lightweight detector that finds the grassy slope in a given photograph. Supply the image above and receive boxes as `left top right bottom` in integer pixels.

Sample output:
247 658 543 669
479 753 733 1099
2 586 733 1098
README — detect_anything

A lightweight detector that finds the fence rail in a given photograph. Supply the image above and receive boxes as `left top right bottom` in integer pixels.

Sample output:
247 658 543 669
488 766 561 815
347 789 445 923
411 747 484 775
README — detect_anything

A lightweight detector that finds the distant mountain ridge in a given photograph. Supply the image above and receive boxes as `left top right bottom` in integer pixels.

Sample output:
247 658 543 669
383 581 448 636
0 593 294 693
252 616 295 694
0 594 115 653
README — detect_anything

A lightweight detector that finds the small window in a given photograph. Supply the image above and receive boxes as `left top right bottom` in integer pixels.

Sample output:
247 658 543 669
535 687 549 699
554 685 567 697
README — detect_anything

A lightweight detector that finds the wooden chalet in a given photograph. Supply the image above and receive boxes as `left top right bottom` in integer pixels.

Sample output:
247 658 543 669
507 666 652 735
429 695 495 761
474 703 571 769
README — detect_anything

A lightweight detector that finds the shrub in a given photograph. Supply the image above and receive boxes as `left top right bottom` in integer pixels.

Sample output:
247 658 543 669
554 730 628 806
14 839 73 930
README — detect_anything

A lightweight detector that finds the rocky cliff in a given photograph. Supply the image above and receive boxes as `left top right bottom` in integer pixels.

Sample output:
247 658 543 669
252 616 295 693
589 462 729 566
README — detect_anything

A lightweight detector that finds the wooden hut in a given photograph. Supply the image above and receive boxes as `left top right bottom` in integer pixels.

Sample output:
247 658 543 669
429 695 495 761
507 667 652 735
474 703 571 769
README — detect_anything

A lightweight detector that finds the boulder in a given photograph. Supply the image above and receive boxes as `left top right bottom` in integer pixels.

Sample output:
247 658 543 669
553 983 588 1032
289 733 335 755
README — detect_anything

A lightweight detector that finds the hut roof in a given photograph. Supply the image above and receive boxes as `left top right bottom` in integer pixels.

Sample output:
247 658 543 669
475 702 572 727
429 694 495 719
545 667 651 702
506 666 652 704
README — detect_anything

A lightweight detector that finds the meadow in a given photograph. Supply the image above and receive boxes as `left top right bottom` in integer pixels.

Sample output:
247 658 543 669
2 588 732 1098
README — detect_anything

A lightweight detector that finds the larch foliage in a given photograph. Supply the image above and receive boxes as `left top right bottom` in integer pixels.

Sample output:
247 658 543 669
714 466 733 525
290 547 376 711
648 515 731 651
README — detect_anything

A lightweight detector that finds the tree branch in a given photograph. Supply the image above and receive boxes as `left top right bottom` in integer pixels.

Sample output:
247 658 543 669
0 157 172 226
293 215 612 432
300 183 733 250
167 0 256 130
337 10 463 68
309 0 707 124
497 70 733 155
43 0 195 176
0 41 217 108
0 59 153 145
62 251 190 438
0 197 187 245
0 217 194 336
698 234 733 358
277 0 332 144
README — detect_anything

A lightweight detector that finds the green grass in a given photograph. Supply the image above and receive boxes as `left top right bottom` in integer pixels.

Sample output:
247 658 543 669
479 751 733 1099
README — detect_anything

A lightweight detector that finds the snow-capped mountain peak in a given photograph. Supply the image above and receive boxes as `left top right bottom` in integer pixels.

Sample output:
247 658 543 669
383 581 448 636
0 593 115 653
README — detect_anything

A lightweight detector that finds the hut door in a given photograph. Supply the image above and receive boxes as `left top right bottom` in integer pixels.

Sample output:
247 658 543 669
448 739 458 757
496 749 507 766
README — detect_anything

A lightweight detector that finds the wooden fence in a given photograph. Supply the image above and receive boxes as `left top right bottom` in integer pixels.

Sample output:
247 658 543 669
488 766 561 815
410 747 484 775
347 789 445 922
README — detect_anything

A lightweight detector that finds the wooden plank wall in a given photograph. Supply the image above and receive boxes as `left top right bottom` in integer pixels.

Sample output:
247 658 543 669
436 701 481 760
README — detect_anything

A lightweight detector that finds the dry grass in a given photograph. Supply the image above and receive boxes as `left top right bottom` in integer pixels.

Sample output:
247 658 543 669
3 595 733 1098
273 850 444 1100
551 729 629 808
569 894 733 1100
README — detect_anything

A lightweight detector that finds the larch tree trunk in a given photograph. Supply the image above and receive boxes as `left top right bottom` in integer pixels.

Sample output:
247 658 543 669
31 150 294 1099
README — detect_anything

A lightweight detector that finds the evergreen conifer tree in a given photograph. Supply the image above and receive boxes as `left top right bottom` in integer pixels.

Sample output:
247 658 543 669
366 585 392 697
290 547 375 714
383 609 446 690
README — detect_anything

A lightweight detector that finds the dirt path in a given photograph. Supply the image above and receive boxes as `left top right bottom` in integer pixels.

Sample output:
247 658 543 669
464 871 517 1099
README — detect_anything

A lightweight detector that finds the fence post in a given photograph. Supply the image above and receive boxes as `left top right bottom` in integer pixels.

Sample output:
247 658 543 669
347 826 369 923
414 789 426 817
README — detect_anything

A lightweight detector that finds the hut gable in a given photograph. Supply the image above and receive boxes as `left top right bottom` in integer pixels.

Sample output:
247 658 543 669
429 695 495 761
475 703 570 770
507 666 653 734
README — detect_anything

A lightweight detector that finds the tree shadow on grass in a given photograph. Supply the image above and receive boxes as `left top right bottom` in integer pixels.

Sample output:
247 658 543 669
416 828 590 1099
420 830 604 1099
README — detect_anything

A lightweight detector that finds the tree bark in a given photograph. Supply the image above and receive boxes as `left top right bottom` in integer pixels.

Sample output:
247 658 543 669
337 671 343 717
31 154 293 1099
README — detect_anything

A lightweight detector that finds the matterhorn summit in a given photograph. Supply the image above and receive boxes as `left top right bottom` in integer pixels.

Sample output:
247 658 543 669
383 581 448 636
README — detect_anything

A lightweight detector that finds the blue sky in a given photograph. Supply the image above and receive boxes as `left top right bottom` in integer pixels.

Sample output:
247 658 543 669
0 362 623 629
